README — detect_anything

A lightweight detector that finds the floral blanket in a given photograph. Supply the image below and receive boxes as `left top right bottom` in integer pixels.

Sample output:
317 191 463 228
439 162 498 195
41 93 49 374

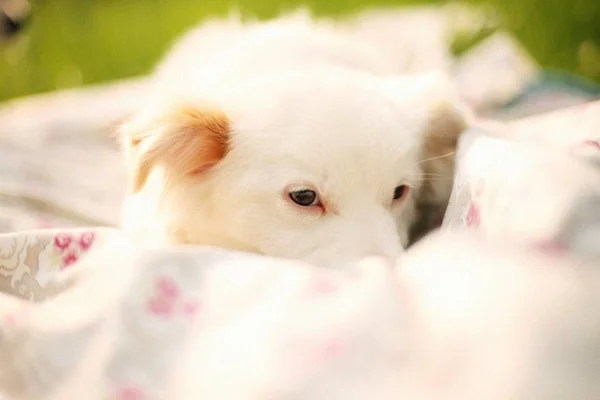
1 101 600 400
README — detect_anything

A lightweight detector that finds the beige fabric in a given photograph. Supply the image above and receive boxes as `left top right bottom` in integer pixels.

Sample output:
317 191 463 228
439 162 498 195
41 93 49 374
0 79 146 231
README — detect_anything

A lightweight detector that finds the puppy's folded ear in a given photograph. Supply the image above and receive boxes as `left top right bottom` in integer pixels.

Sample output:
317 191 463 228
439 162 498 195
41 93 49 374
387 71 472 202
414 72 473 205
383 71 473 244
118 105 230 192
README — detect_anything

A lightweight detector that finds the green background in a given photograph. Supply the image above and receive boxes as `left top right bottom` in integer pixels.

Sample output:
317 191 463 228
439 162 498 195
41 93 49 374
1 0 599 102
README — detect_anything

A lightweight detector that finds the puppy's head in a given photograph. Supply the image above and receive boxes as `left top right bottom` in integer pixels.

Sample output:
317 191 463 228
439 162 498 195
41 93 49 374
119 69 470 267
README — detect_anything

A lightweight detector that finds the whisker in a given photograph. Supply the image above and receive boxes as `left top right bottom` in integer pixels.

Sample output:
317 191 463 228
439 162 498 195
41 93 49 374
407 173 448 180
417 151 455 164
411 177 454 183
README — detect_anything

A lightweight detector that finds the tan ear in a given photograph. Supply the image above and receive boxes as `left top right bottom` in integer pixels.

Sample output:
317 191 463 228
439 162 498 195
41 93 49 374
119 105 230 192
407 73 473 245
420 99 471 194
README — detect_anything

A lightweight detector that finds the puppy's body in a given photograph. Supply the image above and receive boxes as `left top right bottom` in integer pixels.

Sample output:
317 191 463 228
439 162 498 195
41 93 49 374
120 14 470 267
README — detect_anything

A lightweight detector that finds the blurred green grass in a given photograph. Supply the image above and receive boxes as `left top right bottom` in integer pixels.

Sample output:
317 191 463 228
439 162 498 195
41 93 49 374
0 0 598 102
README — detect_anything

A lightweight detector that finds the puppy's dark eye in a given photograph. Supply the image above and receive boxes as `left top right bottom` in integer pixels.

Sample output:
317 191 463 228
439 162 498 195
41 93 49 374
393 185 408 201
289 189 319 207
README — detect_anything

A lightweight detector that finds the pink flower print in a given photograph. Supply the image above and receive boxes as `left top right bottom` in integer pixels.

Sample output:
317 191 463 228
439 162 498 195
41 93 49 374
61 251 79 269
54 233 73 251
77 231 95 251
582 139 600 150
155 276 180 298
147 296 176 316
146 275 202 319
465 203 481 228
146 275 180 317
114 385 146 400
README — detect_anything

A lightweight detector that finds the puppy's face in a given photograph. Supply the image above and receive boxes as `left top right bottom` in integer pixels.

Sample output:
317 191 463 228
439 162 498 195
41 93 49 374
120 70 469 267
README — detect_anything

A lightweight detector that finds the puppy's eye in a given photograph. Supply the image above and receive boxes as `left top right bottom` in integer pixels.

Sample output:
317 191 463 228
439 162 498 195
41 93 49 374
393 185 409 201
289 189 319 207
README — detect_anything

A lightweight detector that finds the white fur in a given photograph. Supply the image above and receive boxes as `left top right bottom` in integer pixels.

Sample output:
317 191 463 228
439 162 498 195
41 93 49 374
120 13 469 267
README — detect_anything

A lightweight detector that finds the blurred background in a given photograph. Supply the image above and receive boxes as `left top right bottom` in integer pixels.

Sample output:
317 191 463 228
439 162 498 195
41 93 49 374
0 0 599 102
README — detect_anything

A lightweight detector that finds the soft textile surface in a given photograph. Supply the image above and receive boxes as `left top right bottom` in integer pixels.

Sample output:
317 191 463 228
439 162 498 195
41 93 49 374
0 78 145 231
1 101 600 399
0 232 599 399
446 101 600 255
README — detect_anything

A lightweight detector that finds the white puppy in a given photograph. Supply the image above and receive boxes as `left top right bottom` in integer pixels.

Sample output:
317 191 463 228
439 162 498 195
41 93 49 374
119 13 470 267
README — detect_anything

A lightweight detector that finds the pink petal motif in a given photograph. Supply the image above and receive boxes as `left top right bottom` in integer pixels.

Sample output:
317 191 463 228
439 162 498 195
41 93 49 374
155 276 180 298
582 139 600 150
465 203 481 228
183 299 202 317
53 233 73 251
61 252 79 269
78 231 95 251
115 385 145 400
147 296 175 317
